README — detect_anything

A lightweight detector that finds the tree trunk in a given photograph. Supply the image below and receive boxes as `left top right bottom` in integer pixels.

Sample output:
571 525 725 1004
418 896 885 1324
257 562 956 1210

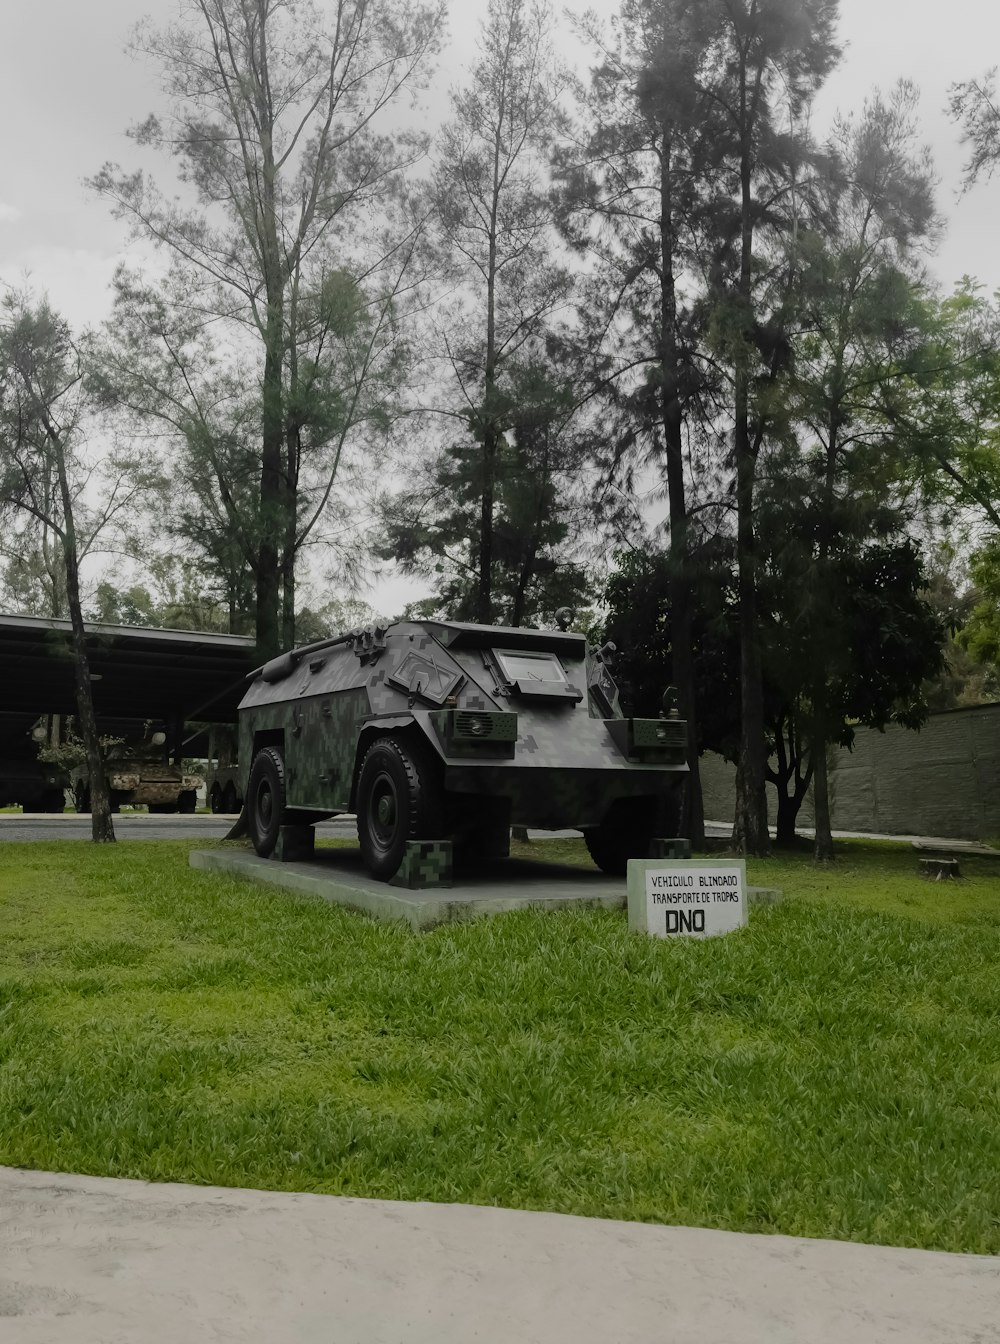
477 424 496 624
257 74 285 661
812 728 834 860
258 315 284 660
281 279 302 651
281 525 295 651
659 131 704 848
510 436 550 628
476 88 510 629
53 435 114 843
671 588 704 845
731 59 769 858
510 550 532 628
774 789 798 846
771 712 814 846
732 413 769 854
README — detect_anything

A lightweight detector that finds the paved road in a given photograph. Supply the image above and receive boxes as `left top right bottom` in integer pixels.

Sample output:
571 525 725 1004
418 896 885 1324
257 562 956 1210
0 815 587 843
1 1167 996 1344
0 814 361 842
2 814 978 848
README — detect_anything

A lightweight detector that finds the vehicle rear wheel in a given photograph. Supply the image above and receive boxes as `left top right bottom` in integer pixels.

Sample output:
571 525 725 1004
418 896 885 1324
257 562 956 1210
356 737 443 881
248 747 286 857
209 784 223 814
178 789 197 814
584 797 659 876
109 789 128 814
222 782 239 814
74 781 91 815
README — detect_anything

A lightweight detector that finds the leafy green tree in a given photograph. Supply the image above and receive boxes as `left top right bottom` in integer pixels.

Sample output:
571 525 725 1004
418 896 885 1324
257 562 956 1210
0 524 68 617
949 68 1000 188
604 533 944 845
388 0 573 625
921 546 1000 709
554 0 730 845
87 555 235 632
382 359 590 625
603 543 740 751
699 0 841 856
761 483 946 843
90 0 443 657
955 540 1000 677
88 582 159 628
294 596 384 644
0 296 139 842
780 81 939 856
899 283 1000 530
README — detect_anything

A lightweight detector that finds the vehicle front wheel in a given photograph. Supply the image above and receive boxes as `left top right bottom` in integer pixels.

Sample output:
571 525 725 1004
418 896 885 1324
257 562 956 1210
248 747 286 857
356 737 443 880
178 790 197 814
209 784 223 814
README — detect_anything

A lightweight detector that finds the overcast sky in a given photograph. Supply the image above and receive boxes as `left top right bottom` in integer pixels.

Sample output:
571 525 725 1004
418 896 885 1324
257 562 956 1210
1 0 998 613
2 0 998 325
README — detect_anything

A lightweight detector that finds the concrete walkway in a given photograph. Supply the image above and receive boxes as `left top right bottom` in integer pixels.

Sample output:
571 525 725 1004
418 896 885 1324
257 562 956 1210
1 1168 996 1344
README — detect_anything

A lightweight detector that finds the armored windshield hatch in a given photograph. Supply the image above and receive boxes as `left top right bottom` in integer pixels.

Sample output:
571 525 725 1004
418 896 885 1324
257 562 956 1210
494 648 583 703
387 651 463 705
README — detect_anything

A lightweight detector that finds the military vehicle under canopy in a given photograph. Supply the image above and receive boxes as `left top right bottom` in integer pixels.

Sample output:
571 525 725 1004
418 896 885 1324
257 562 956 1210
72 726 202 814
238 618 688 881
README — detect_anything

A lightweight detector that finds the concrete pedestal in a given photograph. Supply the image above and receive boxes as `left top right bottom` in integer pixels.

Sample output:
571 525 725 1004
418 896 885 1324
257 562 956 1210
190 846 784 932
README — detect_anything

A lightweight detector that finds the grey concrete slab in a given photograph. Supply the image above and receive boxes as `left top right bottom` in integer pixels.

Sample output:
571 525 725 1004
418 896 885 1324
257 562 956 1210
0 1167 996 1344
190 846 630 930
191 846 781 930
912 840 1000 859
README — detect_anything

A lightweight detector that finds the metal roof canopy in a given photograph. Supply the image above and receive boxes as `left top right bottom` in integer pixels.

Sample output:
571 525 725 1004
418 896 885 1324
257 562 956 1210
0 614 258 722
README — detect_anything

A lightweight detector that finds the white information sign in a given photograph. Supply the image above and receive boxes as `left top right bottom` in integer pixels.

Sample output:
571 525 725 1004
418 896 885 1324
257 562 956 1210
626 859 747 939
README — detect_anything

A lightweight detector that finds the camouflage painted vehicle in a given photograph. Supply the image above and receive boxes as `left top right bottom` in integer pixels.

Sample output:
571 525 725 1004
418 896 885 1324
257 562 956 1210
72 727 203 814
238 618 688 881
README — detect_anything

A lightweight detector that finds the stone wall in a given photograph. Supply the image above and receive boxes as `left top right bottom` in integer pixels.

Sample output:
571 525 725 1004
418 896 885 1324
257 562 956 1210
696 703 1000 840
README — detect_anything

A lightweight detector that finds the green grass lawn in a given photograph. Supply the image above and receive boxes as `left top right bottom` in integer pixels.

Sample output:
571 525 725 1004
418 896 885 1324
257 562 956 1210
2 836 1000 1253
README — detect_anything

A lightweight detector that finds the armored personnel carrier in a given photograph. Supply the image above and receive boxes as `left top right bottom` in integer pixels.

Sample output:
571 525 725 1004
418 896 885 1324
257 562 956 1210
238 618 688 881
72 726 202 814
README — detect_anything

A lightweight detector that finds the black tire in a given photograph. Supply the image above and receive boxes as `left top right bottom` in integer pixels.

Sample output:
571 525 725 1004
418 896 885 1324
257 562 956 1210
209 784 223 814
74 781 91 815
178 789 197 814
356 737 443 880
40 789 65 815
584 797 659 876
109 789 129 815
222 782 240 814
248 747 286 858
